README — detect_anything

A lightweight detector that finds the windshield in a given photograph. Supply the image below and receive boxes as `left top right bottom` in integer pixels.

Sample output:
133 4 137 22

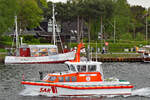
65 64 76 72
70 64 76 72
77 65 86 72
88 65 96 72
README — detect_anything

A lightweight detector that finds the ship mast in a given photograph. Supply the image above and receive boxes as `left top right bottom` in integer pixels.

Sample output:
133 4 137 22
15 16 20 49
52 3 56 45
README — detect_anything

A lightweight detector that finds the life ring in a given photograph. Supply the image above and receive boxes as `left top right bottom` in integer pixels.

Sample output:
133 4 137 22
86 77 91 81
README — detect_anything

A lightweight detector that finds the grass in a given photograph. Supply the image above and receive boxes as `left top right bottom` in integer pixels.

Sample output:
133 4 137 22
69 41 148 53
0 48 7 52
0 53 6 58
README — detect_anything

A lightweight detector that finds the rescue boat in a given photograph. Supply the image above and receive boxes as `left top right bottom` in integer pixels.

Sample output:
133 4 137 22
21 43 134 97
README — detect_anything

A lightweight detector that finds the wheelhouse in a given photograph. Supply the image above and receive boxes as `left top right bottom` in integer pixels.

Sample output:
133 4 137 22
43 61 104 83
65 61 103 73
19 45 58 57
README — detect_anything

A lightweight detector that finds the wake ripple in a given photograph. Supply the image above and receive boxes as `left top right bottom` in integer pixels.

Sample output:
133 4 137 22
131 87 150 97
20 87 150 98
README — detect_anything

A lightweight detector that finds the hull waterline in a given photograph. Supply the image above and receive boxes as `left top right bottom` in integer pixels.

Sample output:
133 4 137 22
21 81 133 97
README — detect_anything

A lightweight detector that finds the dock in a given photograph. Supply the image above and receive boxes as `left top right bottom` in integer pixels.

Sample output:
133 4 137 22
92 57 144 62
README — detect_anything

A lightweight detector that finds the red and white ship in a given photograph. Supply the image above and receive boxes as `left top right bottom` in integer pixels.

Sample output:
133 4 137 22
5 44 76 64
5 5 76 64
21 42 134 97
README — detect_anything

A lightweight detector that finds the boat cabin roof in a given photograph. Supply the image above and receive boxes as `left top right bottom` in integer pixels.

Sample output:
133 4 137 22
28 45 57 48
65 61 102 65
20 45 57 49
65 61 103 73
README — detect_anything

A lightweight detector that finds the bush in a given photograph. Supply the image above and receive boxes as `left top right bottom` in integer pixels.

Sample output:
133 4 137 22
120 33 133 40
39 37 48 43
135 32 145 41
0 48 7 52
22 35 40 44
0 36 12 42
69 41 148 53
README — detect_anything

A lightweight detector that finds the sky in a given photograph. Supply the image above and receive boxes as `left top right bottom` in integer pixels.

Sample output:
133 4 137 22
127 0 150 9
47 0 150 9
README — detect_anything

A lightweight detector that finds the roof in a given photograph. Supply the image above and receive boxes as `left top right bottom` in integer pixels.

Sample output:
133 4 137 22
28 45 57 48
65 61 102 65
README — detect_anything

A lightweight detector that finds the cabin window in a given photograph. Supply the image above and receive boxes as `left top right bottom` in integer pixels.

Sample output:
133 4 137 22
65 76 70 82
49 48 58 55
48 76 57 81
58 77 64 82
88 65 96 72
71 76 77 82
77 65 86 72
39 52 48 56
70 65 76 72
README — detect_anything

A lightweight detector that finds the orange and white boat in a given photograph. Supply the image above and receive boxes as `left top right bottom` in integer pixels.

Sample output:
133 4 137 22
21 43 134 97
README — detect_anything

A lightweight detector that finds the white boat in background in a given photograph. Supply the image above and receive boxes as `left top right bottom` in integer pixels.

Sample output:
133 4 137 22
137 45 150 62
141 45 150 62
5 4 76 64
5 44 75 64
21 42 134 97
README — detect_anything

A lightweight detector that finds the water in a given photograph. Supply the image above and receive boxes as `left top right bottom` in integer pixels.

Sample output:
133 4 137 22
0 62 150 100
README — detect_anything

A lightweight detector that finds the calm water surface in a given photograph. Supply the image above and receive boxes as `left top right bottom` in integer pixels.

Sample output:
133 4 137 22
1 62 150 100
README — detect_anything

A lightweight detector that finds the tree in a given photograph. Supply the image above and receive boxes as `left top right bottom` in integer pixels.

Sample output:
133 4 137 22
17 0 44 31
113 0 132 40
0 0 18 34
82 0 115 41
130 5 146 39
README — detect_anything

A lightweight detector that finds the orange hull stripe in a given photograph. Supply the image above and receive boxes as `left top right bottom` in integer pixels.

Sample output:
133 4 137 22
21 81 134 89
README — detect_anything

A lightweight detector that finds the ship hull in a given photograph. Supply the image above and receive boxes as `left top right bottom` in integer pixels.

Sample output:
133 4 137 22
5 51 75 64
21 81 133 97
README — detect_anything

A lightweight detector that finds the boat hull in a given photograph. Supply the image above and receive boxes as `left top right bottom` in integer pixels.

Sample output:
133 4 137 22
5 51 75 64
21 81 133 97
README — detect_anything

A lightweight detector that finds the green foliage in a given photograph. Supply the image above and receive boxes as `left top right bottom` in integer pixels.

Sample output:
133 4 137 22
17 0 43 30
130 5 146 35
0 36 12 42
0 48 7 52
135 32 145 41
0 0 18 34
23 35 40 44
0 0 47 36
0 0 149 43
112 0 132 39
37 0 48 9
39 37 48 43
0 36 12 46
69 41 148 53
120 33 133 40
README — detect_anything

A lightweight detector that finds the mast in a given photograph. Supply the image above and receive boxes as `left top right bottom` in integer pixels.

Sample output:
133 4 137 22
15 16 19 48
52 3 56 45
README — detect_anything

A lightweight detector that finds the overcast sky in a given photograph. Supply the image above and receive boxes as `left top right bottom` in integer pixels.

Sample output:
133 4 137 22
127 0 150 9
48 0 150 9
